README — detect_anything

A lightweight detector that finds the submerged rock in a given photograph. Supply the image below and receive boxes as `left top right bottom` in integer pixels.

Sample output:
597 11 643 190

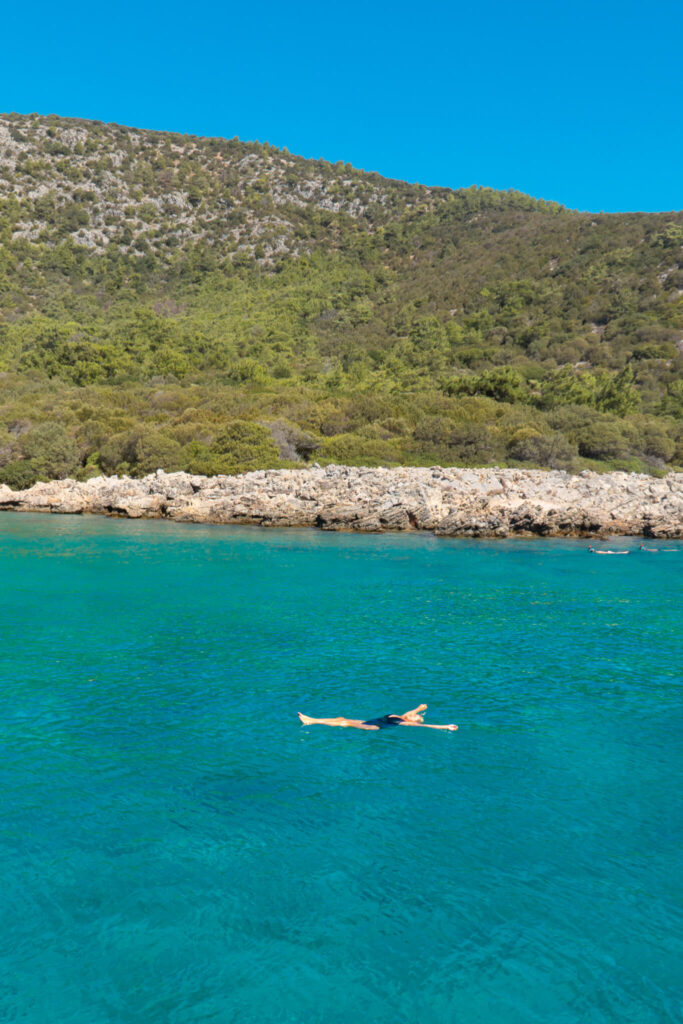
0 466 681 538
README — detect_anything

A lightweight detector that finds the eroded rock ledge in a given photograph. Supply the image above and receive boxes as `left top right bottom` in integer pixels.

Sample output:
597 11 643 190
0 466 681 538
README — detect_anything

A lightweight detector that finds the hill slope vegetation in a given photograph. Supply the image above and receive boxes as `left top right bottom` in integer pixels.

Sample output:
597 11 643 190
0 111 681 485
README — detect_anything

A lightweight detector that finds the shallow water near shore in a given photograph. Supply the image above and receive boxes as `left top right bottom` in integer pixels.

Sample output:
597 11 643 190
0 513 681 1024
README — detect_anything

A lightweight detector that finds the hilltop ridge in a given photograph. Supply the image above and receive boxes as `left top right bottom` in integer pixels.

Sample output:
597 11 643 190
0 111 566 263
1 111 432 262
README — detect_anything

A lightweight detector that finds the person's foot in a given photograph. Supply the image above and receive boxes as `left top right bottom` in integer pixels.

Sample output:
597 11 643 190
298 712 315 725
447 724 458 731
403 704 428 721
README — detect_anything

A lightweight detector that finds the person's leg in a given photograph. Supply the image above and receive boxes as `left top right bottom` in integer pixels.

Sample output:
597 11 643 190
297 713 378 729
298 713 347 726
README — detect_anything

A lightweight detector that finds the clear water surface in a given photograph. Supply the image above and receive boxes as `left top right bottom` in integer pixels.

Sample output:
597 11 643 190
0 513 681 1024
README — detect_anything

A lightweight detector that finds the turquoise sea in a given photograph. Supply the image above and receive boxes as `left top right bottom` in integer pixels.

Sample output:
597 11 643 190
0 513 681 1023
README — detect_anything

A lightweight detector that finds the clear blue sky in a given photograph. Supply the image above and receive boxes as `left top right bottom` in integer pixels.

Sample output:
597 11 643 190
2 0 681 212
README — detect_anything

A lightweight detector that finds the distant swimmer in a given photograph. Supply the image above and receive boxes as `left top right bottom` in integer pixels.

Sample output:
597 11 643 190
588 547 629 555
297 703 458 731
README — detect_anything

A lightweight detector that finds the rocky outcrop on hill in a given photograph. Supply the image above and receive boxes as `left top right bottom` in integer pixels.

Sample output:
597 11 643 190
0 466 681 538
0 113 419 264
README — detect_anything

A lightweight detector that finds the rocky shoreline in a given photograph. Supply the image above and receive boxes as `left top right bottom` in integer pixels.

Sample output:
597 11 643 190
0 466 681 538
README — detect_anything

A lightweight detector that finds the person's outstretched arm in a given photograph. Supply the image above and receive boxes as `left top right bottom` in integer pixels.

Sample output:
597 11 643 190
399 721 458 731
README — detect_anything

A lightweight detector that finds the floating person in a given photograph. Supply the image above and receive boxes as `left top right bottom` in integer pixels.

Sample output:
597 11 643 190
588 547 629 555
297 703 458 731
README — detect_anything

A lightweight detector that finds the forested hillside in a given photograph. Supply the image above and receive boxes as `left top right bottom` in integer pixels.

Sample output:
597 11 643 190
0 111 681 485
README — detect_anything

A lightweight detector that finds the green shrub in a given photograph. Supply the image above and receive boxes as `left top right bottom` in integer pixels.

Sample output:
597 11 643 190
132 433 184 475
108 429 185 475
540 367 599 409
634 424 676 462
448 423 499 462
226 359 270 384
414 415 453 446
182 442 235 476
19 421 80 479
508 428 578 468
98 434 128 474
0 460 40 489
446 368 529 404
211 420 281 469
577 422 627 460
321 433 402 465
